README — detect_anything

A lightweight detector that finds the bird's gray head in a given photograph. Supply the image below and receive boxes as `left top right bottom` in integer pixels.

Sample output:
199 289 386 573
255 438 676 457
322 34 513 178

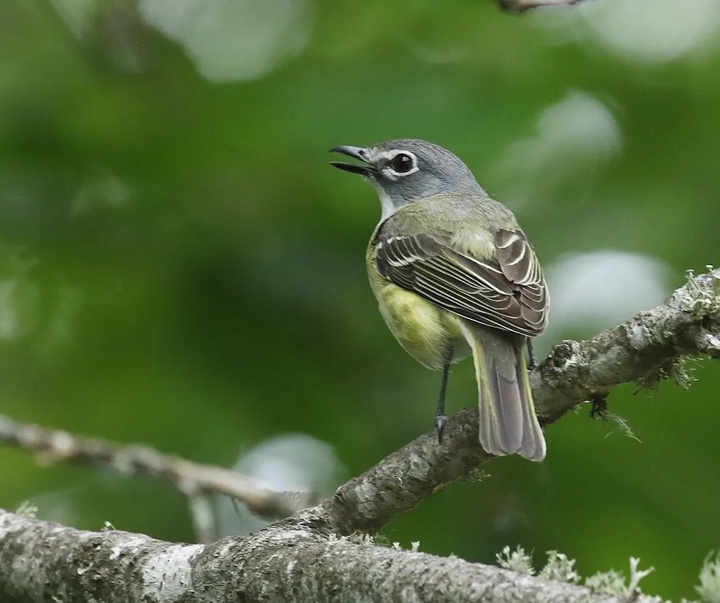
330 139 484 220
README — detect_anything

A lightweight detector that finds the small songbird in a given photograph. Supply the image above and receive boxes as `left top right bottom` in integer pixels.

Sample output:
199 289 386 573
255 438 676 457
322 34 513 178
330 139 549 461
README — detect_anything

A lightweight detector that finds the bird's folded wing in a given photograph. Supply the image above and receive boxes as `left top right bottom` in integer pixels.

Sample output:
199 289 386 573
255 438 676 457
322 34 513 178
375 229 548 337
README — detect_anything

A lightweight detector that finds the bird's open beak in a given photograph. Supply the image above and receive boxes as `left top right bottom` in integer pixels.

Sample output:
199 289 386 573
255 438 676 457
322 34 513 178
329 146 375 176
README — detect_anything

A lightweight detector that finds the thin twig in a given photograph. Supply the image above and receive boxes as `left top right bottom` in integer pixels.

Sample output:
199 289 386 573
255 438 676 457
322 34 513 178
0 414 316 525
497 0 593 13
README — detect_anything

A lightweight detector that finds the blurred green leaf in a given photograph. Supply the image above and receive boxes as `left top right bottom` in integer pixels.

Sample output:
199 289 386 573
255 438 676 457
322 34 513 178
1 0 718 599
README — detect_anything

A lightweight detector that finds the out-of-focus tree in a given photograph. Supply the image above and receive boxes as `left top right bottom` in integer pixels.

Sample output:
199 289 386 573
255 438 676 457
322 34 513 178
1 0 719 600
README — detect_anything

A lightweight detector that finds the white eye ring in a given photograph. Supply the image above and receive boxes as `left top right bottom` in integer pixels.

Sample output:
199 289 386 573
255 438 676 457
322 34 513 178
383 150 419 179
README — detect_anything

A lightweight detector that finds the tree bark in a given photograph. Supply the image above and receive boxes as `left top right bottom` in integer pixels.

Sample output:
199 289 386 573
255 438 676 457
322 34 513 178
1 269 716 602
0 509 631 603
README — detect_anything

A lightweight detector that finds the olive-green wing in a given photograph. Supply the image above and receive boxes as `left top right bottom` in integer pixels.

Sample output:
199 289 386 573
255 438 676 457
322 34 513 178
374 228 548 337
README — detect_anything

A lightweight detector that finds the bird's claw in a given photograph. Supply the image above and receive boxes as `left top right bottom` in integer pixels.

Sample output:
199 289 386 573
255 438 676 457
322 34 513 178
435 414 448 443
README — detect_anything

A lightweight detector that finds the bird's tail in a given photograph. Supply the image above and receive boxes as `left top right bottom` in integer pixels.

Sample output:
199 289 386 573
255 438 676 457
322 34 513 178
460 324 546 461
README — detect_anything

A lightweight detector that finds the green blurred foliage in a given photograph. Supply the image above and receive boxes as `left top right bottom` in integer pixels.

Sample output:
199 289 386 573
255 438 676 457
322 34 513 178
1 0 719 599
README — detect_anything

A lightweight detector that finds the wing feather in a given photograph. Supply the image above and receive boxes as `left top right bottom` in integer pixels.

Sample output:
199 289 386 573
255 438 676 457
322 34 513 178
375 228 548 337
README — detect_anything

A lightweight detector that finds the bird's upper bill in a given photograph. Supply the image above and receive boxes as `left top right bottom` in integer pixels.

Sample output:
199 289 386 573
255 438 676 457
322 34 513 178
329 146 376 176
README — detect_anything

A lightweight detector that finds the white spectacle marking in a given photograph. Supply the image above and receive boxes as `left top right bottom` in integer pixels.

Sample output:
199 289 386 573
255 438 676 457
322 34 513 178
384 165 420 180
370 149 420 180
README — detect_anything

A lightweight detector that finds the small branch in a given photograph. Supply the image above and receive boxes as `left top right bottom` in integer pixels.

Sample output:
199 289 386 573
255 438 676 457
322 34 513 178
0 508 634 603
324 407 488 534
2 271 718 538
534 268 720 425
324 269 720 534
0 270 717 601
187 493 217 544
497 0 594 13
0 414 315 528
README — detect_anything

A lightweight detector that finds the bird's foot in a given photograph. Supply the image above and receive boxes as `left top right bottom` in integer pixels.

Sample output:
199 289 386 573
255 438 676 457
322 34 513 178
527 339 539 371
435 414 448 443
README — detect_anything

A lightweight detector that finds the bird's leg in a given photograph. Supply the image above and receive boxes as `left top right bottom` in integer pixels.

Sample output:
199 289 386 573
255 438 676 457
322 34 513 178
435 343 454 443
526 338 539 371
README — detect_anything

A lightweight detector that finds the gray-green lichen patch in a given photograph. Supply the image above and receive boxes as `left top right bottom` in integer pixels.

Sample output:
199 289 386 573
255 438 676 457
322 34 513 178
684 268 720 319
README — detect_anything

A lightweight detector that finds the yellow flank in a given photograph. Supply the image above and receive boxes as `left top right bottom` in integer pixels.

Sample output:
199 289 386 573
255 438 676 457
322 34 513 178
374 283 467 370
364 212 479 371
377 285 448 369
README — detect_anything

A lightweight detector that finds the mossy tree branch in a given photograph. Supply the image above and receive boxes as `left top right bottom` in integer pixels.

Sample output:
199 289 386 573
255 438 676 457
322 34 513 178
1 270 717 602
325 269 720 534
0 508 650 603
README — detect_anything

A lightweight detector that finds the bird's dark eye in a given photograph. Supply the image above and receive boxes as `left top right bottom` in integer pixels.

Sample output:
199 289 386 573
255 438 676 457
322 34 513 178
390 152 415 174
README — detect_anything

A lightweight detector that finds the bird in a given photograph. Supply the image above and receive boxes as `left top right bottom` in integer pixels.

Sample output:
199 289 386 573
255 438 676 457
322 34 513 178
330 139 549 461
